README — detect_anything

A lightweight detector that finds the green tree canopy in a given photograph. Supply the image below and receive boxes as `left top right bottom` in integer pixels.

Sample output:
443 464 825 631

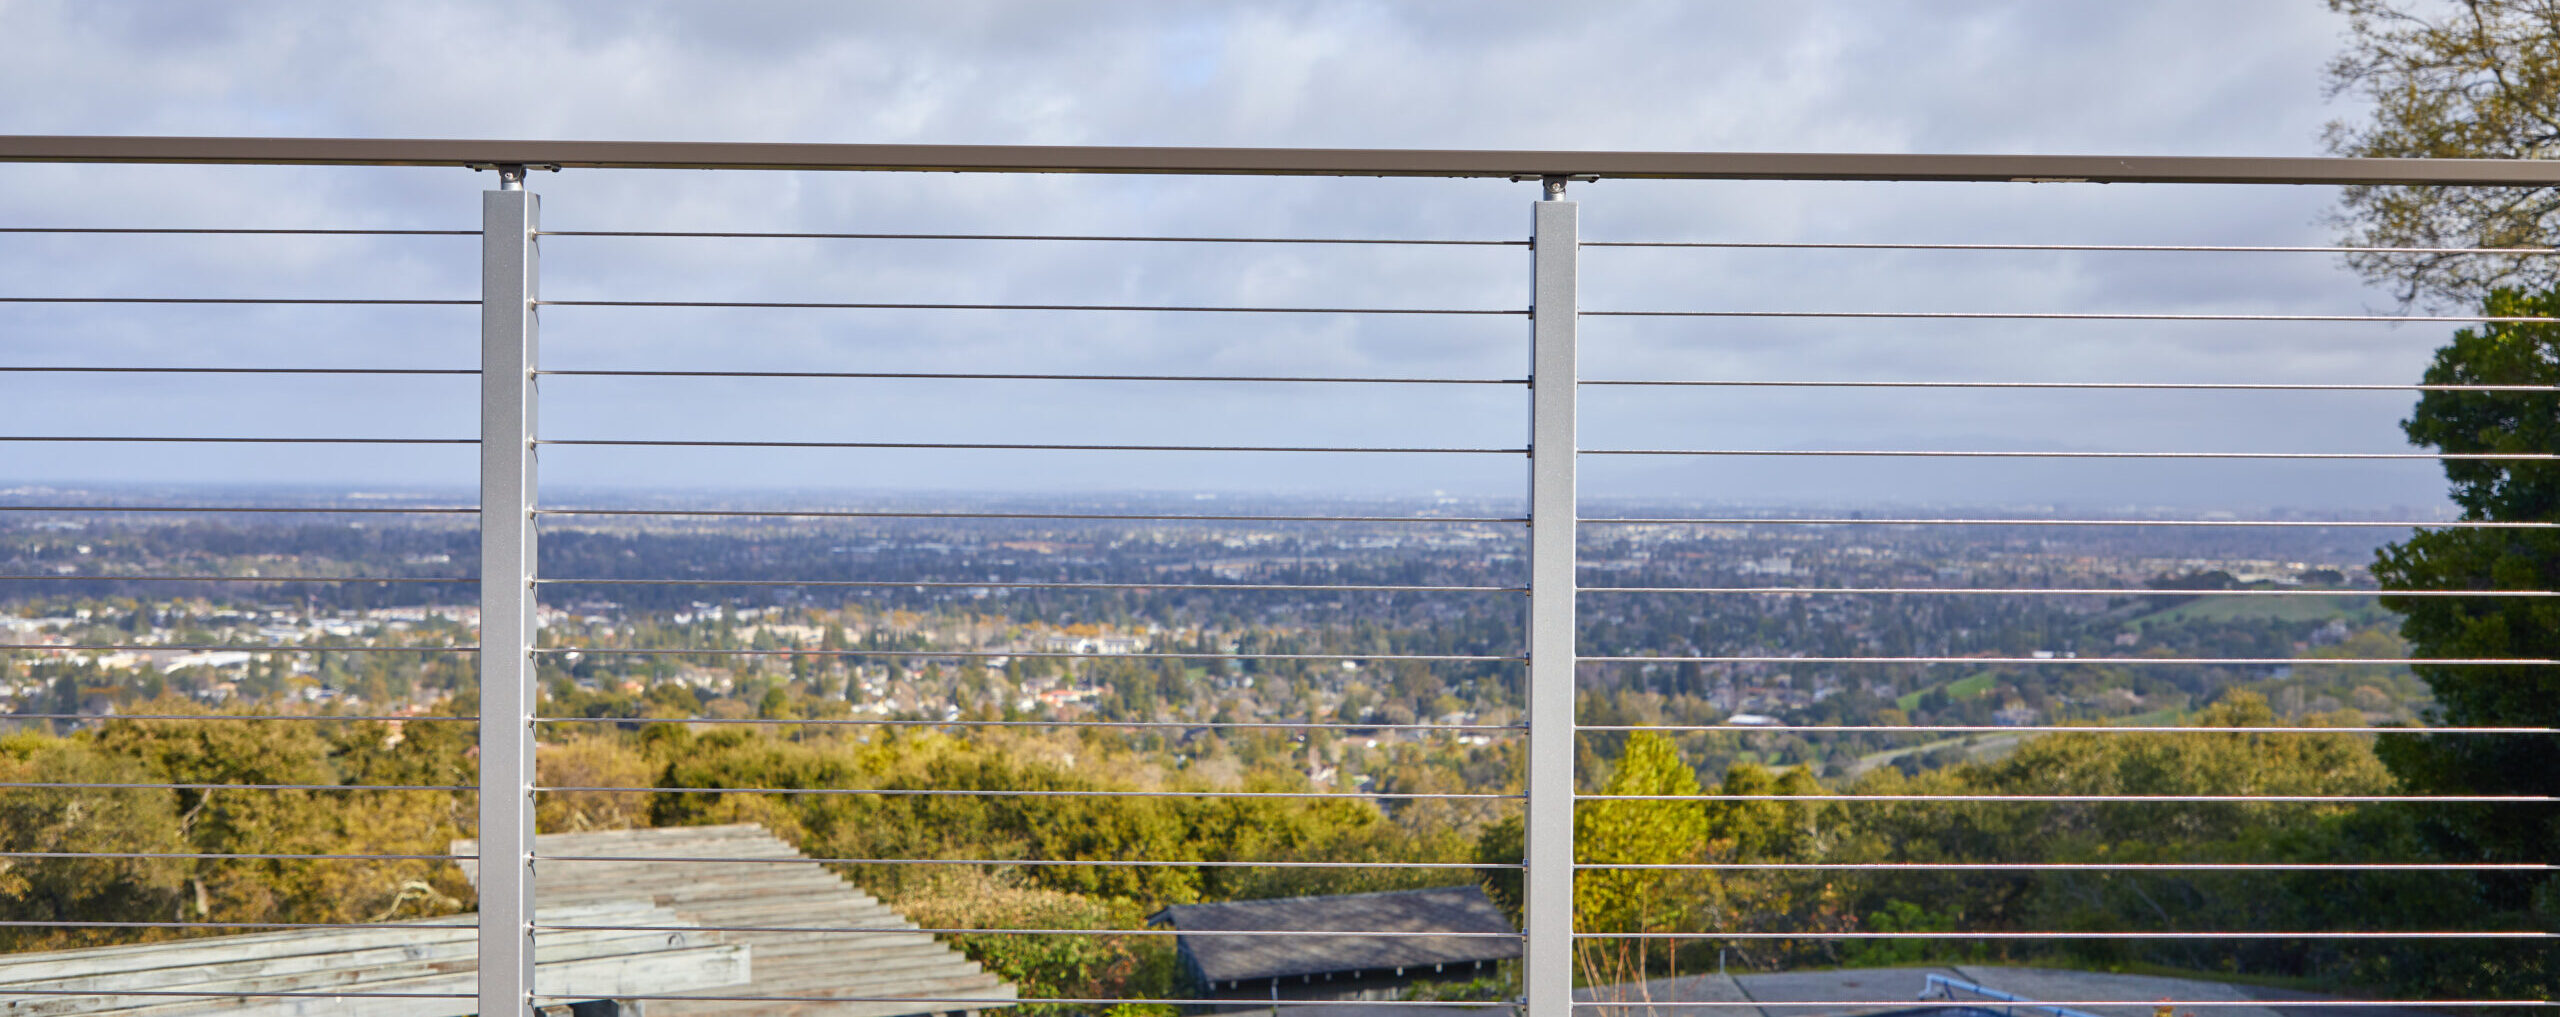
2371 290 2560 886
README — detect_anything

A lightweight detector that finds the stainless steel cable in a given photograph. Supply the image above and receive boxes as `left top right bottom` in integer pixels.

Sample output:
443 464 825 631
3 713 470 724
569 995 2534 1011
541 647 1518 662
541 368 1525 384
0 297 472 305
1572 723 2553 735
534 507 1527 524
1586 309 2560 323
540 299 1524 314
1568 1003 2546 1011
1574 861 2555 871
1581 653 2543 666
534 923 1521 939
537 854 1509 870
0 850 467 861
0 574 470 583
533 716 1518 732
1573 792 2550 803
1580 931 2552 940
0 504 479 514
538 229 1524 245
0 990 475 1001
0 366 478 375
0 435 473 444
1583 448 2557 461
0 227 476 236
1581 240 2560 254
1580 515 2549 528
535 577 1522 593
0 643 473 653
0 919 471 930
0 781 474 792
536 438 1524 454
558 996 1505 1009
1581 378 2560 392
541 785 1521 801
1577 585 2542 597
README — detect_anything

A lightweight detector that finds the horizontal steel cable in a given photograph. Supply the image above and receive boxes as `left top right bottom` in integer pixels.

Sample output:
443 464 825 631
1568 1004 2550 1011
536 438 1524 453
1573 723 2553 735
0 435 472 444
0 227 476 236
0 990 474 1001
553 996 1502 1009
1581 931 2550 940
1582 378 2560 391
538 854 1507 870
0 919 469 930
541 368 1526 384
1575 861 2555 871
1577 585 2539 597
542 785 1520 801
533 716 1518 732
535 507 1526 524
0 781 472 792
1573 792 2549 803
2 713 470 724
0 574 469 583
0 504 478 514
0 850 466 861
1581 240 2560 254
535 923 1519 939
536 577 1521 593
1585 309 2560 322
540 647 1518 661
550 996 2553 1011
1581 515 2551 528
0 297 471 304
1581 654 2542 665
0 643 473 653
539 229 1522 245
541 299 1523 314
0 365 477 374
1582 448 2557 461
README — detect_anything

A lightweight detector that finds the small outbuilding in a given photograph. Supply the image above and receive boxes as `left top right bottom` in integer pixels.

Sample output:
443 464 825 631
1148 885 1520 1009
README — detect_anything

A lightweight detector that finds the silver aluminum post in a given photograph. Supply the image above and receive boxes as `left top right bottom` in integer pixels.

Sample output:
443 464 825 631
1524 176 1578 1016
477 164 539 1017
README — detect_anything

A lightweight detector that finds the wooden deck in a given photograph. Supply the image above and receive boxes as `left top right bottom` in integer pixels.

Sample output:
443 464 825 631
460 824 1016 1017
0 899 745 1017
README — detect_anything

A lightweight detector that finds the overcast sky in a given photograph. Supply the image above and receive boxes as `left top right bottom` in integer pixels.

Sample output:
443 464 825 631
0 1 2475 512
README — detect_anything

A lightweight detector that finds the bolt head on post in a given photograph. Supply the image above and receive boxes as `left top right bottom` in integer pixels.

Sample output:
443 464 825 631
497 164 527 191
1542 175 1568 200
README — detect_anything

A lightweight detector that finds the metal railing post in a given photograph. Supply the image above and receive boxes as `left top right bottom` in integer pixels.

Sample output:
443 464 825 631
477 165 539 1017
1524 177 1579 1016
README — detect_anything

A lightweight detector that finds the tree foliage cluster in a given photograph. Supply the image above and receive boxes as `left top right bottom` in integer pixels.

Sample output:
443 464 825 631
0 677 2546 1006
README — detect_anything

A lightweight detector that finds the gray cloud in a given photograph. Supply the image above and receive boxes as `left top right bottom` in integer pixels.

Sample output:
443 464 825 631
0 1 2463 512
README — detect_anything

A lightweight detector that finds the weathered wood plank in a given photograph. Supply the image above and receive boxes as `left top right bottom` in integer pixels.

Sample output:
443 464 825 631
2 942 747 1017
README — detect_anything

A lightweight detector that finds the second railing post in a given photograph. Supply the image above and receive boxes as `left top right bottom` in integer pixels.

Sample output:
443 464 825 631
477 165 541 1017
1524 177 1580 1016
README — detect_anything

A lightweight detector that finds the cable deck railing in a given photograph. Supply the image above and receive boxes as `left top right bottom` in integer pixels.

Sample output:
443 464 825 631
0 138 2552 1016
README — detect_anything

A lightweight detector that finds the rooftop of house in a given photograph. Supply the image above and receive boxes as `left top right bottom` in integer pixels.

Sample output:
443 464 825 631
1147 884 1521 986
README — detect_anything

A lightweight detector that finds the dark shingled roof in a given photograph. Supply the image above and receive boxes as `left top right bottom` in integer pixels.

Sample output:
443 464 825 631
1149 885 1522 985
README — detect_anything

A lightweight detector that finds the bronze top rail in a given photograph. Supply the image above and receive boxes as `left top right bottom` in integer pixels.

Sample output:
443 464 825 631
4 135 2560 185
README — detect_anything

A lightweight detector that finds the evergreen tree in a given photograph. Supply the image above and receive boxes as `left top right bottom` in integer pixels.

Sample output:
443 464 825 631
2370 287 2560 922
